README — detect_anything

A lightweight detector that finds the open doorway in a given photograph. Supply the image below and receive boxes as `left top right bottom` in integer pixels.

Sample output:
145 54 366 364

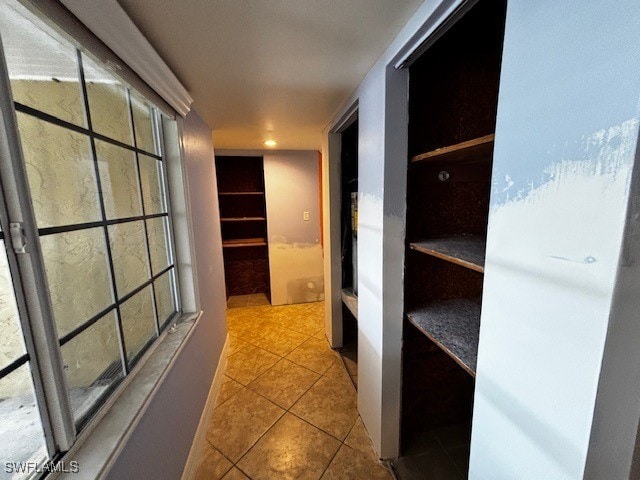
339 118 358 389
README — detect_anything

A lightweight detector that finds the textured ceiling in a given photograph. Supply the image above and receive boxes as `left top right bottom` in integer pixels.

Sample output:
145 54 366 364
117 0 422 149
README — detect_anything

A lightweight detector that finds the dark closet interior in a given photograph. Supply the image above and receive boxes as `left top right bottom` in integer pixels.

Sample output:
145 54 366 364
215 155 271 300
340 119 359 388
398 0 507 477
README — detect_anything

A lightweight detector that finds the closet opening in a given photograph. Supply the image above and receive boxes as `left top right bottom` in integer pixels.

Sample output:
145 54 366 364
339 118 358 388
215 155 271 306
396 0 507 477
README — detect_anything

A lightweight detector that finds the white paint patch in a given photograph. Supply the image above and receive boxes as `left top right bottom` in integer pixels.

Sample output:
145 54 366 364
472 119 638 479
268 242 324 306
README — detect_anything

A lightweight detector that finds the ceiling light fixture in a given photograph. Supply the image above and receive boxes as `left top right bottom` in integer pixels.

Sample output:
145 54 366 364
263 139 278 147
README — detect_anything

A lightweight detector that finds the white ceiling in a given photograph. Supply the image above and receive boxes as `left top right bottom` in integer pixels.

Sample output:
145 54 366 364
116 0 423 150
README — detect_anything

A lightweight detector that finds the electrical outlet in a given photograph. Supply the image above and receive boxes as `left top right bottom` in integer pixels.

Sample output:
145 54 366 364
303 211 310 221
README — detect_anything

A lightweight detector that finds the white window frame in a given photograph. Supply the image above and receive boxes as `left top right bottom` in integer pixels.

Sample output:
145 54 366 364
0 4 200 475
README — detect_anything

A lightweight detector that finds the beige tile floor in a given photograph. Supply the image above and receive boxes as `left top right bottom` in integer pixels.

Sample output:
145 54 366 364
194 300 393 480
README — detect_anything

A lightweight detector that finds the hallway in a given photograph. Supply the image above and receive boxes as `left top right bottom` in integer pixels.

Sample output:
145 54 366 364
193 301 392 479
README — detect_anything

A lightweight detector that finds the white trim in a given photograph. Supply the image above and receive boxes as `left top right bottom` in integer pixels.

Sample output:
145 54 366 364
180 335 230 480
391 0 472 68
331 100 359 134
59 0 193 117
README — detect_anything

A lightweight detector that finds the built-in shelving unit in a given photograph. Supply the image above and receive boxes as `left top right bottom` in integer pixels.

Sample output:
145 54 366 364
341 288 358 321
339 119 359 390
409 235 486 273
220 217 266 222
411 134 495 164
215 156 270 299
406 299 481 376
398 0 506 476
222 238 268 248
218 191 264 196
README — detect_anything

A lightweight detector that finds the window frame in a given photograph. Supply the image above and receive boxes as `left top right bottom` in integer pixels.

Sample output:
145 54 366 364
0 6 194 469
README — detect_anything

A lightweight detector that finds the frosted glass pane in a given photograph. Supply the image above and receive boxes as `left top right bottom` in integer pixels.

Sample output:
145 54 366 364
1 0 84 126
120 286 156 363
61 311 123 423
83 54 133 146
17 112 100 228
96 140 142 219
154 270 176 325
131 92 156 154
108 221 150 297
0 363 48 473
146 217 170 275
0 241 26 371
40 228 113 338
139 154 165 215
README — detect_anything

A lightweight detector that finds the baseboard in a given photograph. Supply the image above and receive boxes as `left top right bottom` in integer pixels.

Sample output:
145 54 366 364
180 334 229 480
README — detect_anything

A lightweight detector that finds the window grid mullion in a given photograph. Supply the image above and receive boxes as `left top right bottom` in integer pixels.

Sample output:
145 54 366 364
37 212 168 237
12 101 163 161
77 50 130 376
58 264 174 348
127 89 161 336
0 37 76 453
0 353 29 378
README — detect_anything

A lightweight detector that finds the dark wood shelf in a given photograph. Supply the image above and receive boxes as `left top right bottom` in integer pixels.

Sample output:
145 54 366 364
406 298 481 376
341 288 358 321
410 236 485 273
220 217 266 222
411 134 494 164
222 238 267 248
218 191 264 196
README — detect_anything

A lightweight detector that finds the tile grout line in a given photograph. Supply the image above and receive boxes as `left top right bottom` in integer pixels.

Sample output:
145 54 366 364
217 329 326 472
216 303 364 478
225 353 353 466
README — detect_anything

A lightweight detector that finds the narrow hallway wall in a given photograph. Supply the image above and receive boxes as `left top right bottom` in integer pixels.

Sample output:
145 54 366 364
105 109 227 479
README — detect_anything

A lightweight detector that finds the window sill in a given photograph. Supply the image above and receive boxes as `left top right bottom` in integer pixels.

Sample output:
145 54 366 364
51 311 202 480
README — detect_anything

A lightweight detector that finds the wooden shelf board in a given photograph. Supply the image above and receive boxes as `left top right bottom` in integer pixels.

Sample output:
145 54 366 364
218 191 264 196
411 134 495 164
341 288 358 321
407 298 481 376
222 238 267 248
410 236 486 273
220 217 266 222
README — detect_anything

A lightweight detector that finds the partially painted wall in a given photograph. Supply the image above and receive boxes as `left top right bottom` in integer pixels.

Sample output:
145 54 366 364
217 149 324 306
324 0 640 472
470 1 640 478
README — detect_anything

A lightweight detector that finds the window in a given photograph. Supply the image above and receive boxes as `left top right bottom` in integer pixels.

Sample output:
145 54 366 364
0 0 182 475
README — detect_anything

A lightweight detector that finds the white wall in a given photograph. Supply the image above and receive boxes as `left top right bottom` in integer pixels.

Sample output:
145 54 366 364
216 149 323 306
323 0 640 474
105 109 227 479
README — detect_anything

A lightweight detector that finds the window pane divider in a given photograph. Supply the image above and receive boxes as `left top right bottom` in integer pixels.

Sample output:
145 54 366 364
77 50 130 378
128 89 161 336
13 101 163 161
58 264 175 347
0 36 76 453
0 353 29 379
37 212 168 237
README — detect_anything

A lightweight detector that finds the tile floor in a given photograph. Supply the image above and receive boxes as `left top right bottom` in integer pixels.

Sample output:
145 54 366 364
194 300 393 480
227 293 271 309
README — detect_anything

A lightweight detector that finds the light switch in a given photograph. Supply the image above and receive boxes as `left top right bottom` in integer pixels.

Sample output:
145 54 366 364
303 211 310 221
